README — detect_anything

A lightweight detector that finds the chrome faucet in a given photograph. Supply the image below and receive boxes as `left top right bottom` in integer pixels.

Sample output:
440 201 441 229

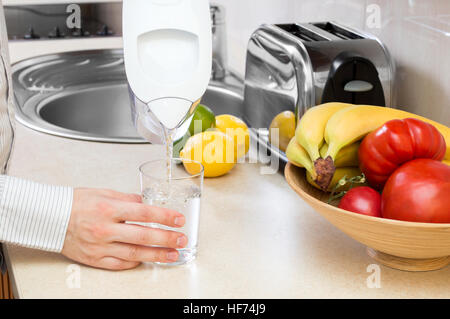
211 4 227 81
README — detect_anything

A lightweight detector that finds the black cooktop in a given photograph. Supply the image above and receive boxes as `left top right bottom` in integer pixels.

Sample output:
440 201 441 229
4 3 122 40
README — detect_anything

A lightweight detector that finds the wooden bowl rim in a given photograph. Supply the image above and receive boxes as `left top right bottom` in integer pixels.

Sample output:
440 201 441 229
285 162 450 229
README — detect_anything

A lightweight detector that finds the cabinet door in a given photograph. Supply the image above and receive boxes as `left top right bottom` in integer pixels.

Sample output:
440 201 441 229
0 272 14 299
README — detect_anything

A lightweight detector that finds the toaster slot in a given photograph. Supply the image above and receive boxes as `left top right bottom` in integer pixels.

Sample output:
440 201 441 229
277 24 328 42
313 22 363 40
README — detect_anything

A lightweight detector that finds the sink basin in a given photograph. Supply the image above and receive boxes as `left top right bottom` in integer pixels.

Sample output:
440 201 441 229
12 50 244 143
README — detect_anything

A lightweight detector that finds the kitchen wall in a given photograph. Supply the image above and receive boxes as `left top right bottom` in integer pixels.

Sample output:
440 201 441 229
213 0 450 126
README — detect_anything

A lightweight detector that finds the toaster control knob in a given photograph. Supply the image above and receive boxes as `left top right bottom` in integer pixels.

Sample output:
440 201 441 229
344 80 374 93
322 52 386 106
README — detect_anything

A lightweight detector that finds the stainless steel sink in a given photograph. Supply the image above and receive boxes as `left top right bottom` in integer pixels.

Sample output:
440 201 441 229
12 50 244 143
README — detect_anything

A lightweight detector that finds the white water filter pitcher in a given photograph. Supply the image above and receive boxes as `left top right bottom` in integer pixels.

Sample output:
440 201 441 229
123 0 212 143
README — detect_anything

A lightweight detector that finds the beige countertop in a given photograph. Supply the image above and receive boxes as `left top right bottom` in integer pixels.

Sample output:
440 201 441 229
4 122 450 299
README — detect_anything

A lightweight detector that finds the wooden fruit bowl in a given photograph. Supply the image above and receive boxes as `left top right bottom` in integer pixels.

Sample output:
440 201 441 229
285 163 450 272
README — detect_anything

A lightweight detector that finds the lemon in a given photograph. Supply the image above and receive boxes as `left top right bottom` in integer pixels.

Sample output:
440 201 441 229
215 114 250 160
180 130 236 177
269 111 296 152
189 104 216 136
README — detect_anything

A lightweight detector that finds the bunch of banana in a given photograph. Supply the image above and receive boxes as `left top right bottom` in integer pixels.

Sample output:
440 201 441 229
286 136 362 192
287 102 450 191
306 167 364 192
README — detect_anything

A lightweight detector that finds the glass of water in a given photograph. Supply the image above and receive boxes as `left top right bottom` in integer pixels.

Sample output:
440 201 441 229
139 158 204 265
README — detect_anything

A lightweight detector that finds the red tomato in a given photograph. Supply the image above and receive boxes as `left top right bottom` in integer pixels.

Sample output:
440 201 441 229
382 159 450 223
359 118 446 189
338 187 382 217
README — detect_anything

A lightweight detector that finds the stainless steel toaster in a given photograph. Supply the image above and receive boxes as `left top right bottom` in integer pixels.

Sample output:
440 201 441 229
243 22 395 164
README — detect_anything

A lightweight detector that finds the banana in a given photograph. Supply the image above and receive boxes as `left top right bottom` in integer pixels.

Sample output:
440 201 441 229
310 104 450 191
324 105 450 161
286 137 316 179
295 102 352 161
320 142 360 168
289 139 360 170
444 160 450 167
306 167 364 192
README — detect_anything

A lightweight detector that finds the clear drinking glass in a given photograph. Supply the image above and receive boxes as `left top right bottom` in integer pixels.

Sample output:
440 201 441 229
139 158 204 265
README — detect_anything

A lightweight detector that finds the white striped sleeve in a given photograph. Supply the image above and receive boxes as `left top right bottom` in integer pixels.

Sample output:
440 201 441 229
0 175 73 252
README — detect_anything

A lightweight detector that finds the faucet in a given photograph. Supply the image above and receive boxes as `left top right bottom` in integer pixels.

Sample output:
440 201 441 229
210 4 227 81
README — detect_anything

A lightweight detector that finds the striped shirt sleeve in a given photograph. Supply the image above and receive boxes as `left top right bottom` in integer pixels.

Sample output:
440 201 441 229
0 175 73 252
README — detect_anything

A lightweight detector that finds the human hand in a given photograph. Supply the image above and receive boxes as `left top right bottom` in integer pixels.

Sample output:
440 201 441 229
61 188 187 270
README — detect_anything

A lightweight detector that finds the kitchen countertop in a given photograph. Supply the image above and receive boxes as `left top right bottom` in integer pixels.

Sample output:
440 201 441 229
4 122 450 299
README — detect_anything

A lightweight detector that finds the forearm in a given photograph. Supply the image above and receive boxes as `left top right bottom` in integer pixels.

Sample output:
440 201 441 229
0 175 73 252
